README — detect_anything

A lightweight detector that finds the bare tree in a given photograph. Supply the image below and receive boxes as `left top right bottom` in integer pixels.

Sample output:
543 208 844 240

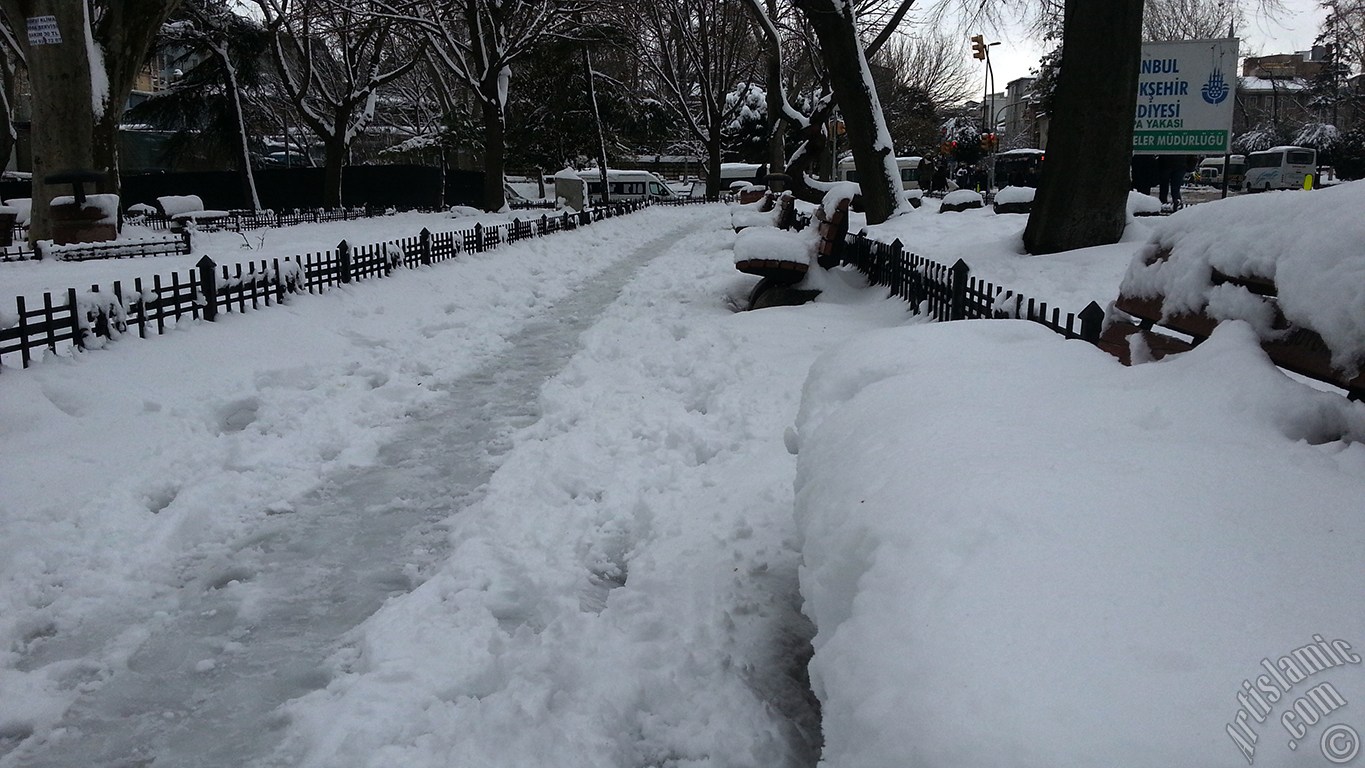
636 0 763 199
789 0 913 222
378 0 595 212
0 0 180 243
873 30 973 111
150 0 269 210
1143 0 1244 40
744 0 917 222
253 0 422 208
1318 0 1365 73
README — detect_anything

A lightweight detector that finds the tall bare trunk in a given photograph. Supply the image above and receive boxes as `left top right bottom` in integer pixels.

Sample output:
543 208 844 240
323 135 345 208
480 93 506 212
583 45 610 204
219 45 261 210
705 129 723 199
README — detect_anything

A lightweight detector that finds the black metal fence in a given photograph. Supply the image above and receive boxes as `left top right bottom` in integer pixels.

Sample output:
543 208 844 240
840 232 1106 342
1 202 651 374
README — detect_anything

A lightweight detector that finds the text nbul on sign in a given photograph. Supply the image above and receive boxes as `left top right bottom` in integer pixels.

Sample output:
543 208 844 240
1133 38 1239 154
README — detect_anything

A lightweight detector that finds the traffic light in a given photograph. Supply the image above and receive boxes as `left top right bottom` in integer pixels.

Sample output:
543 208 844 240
971 34 987 61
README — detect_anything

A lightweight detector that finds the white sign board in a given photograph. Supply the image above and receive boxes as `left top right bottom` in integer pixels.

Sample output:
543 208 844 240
26 15 62 46
1132 38 1239 155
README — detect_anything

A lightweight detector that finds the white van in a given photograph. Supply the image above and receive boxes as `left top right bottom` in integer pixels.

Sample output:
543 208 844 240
555 169 677 208
835 156 923 190
1244 146 1316 192
1196 155 1245 187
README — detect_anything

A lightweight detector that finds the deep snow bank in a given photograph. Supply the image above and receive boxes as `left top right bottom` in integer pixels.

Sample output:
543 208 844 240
790 319 1365 767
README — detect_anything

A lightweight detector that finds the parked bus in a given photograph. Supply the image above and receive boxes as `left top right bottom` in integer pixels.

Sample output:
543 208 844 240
1196 155 1246 187
994 148 1045 188
835 156 924 190
1244 146 1317 192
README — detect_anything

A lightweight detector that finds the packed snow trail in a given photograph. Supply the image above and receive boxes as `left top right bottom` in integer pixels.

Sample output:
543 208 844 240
3 206 915 767
2 221 693 768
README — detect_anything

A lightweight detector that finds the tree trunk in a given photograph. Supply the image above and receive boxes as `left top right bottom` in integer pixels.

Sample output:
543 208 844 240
323 135 346 208
1023 0 1144 255
792 0 906 225
760 0 786 184
705 130 722 199
4 0 97 244
479 93 506 212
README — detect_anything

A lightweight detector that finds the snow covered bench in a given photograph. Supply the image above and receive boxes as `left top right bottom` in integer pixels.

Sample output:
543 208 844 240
157 195 230 230
1102 253 1365 400
1100 184 1365 400
730 191 798 233
814 196 849 269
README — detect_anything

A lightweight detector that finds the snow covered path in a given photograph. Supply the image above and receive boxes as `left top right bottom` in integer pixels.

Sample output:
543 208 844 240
4 224 685 767
1 205 913 767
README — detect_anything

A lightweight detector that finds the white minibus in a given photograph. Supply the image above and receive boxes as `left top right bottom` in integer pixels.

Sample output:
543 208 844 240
555 169 677 208
1244 146 1316 192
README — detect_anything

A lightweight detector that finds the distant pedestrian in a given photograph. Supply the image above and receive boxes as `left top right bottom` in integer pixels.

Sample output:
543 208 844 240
1158 154 1189 209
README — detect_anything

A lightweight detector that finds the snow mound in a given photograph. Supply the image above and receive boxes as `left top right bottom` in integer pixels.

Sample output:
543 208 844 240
792 318 1365 768
994 185 1035 205
4 197 31 226
1128 190 1163 217
941 189 983 206
157 195 205 217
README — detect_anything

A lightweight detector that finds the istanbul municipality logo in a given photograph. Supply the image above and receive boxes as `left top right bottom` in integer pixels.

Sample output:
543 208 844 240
1203 67 1230 104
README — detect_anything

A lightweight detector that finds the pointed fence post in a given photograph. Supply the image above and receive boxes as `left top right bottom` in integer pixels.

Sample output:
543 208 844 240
887 239 904 297
474 223 484 252
197 255 218 321
338 240 352 284
949 258 970 321
1078 301 1106 342
420 228 432 265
